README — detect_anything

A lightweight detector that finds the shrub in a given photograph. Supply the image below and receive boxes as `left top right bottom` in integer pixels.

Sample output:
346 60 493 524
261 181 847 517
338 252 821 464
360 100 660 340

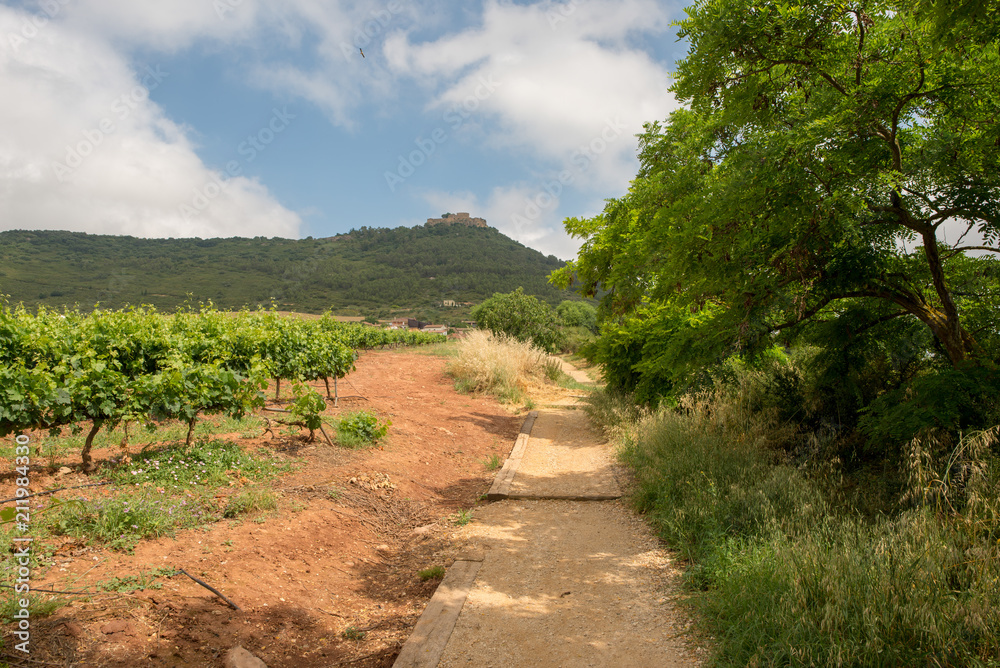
471 288 562 352
289 383 327 441
336 411 390 448
556 300 597 331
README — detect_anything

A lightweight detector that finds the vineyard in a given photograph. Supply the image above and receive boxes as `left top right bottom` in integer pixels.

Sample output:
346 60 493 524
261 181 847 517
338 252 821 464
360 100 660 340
0 332 524 666
0 305 443 470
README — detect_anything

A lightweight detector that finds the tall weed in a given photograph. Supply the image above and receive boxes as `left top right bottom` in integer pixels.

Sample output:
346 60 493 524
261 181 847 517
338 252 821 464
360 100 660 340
602 380 1000 665
447 330 550 403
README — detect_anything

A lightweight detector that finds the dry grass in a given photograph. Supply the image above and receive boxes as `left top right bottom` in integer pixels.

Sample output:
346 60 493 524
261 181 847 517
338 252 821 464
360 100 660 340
447 330 554 404
593 377 1000 666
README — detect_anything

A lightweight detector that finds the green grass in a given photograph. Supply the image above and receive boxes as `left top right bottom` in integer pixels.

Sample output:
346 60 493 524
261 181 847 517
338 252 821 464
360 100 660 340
553 370 593 392
106 439 292 491
50 492 213 552
0 439 296 566
0 593 66 623
418 565 445 581
97 567 177 593
543 357 563 383
223 489 277 518
482 453 503 471
342 626 367 641
600 388 1000 666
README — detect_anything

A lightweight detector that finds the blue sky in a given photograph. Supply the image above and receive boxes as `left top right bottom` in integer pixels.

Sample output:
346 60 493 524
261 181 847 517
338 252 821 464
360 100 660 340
0 0 689 259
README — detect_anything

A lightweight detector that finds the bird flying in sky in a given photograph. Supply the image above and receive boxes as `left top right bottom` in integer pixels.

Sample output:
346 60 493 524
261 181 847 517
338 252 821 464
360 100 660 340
359 48 365 58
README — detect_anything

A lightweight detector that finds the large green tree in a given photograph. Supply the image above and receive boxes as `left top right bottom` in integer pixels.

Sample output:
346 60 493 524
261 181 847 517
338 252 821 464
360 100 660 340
555 0 1000 389
472 288 562 352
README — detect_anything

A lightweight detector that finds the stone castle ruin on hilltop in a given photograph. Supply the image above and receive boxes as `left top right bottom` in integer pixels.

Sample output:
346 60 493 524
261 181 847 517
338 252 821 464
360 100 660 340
425 212 488 228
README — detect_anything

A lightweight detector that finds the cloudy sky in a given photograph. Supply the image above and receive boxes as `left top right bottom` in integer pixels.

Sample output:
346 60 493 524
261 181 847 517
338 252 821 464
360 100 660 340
0 0 687 260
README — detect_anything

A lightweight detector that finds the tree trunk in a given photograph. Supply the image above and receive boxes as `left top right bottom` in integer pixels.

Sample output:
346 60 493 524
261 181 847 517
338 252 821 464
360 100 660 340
274 378 281 401
186 417 197 445
81 420 103 473
323 377 332 399
886 290 978 368
919 228 975 365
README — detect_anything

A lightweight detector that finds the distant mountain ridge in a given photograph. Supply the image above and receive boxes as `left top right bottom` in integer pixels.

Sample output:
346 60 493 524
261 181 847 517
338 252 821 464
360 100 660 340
0 226 571 320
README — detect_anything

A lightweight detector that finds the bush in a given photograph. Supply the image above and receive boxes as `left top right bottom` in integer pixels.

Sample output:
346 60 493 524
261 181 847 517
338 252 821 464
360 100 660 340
289 383 327 441
336 411 390 448
556 300 597 331
471 288 562 352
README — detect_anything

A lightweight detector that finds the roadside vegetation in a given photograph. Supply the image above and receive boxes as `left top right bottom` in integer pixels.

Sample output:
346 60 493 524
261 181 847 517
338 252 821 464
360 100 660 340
447 330 563 404
590 360 1000 665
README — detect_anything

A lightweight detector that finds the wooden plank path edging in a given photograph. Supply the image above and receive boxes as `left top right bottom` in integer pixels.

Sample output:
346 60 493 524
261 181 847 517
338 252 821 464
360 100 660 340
485 411 538 501
391 556 484 668
503 492 621 501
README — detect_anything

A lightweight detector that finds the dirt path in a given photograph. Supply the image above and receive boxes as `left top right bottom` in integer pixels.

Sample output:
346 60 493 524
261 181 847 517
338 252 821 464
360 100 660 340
426 407 705 667
507 408 619 500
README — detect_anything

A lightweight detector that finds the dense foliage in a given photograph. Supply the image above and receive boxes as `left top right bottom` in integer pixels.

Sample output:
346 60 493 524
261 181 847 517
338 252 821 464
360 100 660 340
0 225 570 320
554 0 1000 440
0 304 439 468
594 376 1000 665
471 288 563 353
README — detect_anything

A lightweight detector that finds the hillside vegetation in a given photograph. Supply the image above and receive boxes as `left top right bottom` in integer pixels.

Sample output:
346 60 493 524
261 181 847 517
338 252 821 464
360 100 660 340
0 225 570 321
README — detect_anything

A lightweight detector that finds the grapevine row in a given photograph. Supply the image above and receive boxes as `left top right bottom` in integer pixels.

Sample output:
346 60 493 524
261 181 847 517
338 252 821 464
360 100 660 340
0 305 441 469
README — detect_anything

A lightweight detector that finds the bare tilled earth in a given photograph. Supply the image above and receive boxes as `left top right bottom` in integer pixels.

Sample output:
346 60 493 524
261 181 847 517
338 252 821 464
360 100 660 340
0 349 530 667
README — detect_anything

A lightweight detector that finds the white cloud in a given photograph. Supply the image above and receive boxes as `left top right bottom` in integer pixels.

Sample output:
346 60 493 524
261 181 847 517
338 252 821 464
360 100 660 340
245 0 421 129
385 0 680 189
0 5 300 239
57 0 262 51
1 0 681 249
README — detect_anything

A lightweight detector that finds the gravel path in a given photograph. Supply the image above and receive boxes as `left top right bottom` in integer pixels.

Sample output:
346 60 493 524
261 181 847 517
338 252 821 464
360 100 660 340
508 408 620 499
434 407 704 667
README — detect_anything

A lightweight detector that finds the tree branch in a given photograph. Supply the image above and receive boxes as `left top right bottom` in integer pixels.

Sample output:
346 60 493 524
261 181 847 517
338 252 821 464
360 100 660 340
769 291 879 331
854 10 866 86
943 245 1000 259
848 310 910 337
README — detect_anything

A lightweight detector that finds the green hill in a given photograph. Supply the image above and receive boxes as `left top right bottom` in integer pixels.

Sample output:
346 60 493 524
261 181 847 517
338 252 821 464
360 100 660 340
0 226 573 323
